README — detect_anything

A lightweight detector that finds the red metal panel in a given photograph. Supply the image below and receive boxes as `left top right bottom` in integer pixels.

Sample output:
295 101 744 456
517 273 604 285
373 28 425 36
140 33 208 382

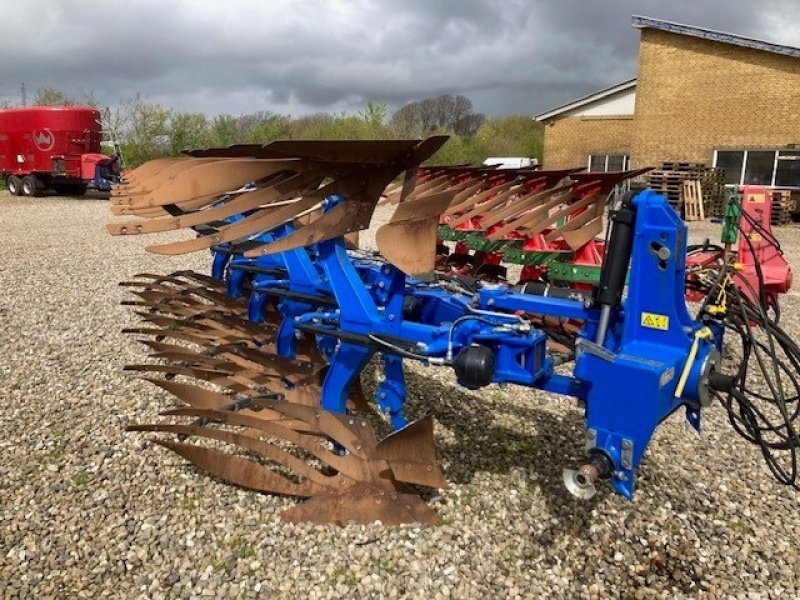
0 106 104 179
81 153 110 180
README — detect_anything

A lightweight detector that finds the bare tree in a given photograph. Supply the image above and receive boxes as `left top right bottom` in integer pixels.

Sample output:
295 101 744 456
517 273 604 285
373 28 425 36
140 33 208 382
391 94 484 136
389 102 423 137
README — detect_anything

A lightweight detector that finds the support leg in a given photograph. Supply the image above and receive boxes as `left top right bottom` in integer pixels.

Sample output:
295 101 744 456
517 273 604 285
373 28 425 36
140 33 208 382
321 342 373 414
377 354 407 429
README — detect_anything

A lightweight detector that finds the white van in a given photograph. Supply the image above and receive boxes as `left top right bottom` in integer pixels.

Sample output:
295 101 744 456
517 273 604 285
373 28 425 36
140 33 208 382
482 157 538 169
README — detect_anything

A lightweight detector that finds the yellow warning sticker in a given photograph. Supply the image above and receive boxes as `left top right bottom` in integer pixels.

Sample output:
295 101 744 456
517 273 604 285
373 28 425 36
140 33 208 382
641 312 669 331
747 193 766 204
748 232 762 242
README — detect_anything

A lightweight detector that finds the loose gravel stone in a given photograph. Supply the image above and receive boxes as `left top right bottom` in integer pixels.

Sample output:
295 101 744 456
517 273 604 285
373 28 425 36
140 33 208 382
1 192 799 598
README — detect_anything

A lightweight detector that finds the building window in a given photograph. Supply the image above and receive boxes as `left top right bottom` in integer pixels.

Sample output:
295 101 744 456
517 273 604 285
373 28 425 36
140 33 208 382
776 150 800 187
744 151 775 185
588 154 629 172
713 149 800 188
715 151 745 185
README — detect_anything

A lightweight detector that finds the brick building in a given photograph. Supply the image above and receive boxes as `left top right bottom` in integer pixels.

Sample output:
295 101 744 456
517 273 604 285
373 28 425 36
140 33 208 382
535 16 800 190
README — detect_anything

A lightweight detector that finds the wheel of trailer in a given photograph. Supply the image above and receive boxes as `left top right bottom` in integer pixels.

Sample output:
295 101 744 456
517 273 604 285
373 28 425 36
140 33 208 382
6 175 22 196
21 175 41 197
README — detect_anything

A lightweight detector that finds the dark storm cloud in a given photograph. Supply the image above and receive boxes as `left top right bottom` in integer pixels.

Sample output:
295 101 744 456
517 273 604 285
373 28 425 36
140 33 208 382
0 0 796 117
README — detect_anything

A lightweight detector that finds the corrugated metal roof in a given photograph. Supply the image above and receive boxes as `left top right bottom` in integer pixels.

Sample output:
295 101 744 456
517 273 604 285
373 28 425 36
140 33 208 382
534 79 636 121
632 15 800 58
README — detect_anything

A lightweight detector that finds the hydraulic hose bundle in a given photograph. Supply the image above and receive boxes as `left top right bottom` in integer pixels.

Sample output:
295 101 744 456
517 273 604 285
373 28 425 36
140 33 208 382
696 218 800 488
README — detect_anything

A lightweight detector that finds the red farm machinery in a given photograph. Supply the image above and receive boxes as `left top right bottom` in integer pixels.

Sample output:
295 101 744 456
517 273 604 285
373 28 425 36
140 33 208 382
0 106 120 196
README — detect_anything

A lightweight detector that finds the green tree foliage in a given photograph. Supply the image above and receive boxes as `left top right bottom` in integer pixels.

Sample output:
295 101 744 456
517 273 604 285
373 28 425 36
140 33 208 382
2 87 544 169
473 115 544 159
237 111 290 143
169 112 212 155
423 126 483 166
122 94 172 167
33 87 99 107
209 114 238 148
34 87 75 106
360 99 387 129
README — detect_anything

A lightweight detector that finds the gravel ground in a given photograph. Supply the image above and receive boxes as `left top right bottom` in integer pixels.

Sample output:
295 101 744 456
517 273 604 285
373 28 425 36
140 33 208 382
1 191 800 599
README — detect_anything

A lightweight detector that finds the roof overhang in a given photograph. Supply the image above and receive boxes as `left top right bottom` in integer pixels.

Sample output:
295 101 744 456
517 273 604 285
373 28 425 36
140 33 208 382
632 15 800 58
534 79 636 122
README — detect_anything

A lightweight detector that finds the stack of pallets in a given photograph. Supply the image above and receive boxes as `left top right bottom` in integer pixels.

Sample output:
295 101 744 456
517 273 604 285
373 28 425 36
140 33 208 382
646 162 726 217
770 190 795 226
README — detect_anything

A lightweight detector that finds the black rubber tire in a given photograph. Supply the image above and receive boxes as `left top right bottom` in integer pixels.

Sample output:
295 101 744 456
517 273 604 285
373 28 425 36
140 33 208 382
21 175 41 197
7 175 22 195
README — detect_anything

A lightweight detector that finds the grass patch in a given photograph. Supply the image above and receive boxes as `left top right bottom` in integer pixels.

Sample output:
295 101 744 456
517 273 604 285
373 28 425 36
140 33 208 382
372 558 396 575
71 472 91 487
332 564 358 587
728 519 754 535
226 535 256 560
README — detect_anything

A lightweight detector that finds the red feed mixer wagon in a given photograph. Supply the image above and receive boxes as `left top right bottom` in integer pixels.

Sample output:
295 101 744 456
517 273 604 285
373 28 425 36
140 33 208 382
0 105 120 196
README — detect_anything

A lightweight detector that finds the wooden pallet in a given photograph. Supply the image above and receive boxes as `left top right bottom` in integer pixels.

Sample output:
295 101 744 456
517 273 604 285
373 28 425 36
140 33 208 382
682 180 705 221
646 162 725 217
661 161 707 172
770 189 794 226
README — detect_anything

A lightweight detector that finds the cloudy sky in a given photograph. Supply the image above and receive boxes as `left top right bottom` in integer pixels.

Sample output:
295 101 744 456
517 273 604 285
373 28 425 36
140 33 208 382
0 1 797 118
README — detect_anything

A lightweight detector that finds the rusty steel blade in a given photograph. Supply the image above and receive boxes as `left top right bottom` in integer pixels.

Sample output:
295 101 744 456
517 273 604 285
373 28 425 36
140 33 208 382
221 137 448 164
131 392 446 524
486 189 574 241
374 416 448 488
160 407 372 481
399 168 418 202
444 179 517 216
143 179 346 255
280 487 440 526
116 159 300 209
133 270 227 290
125 363 234 381
243 187 382 258
111 138 451 267
479 183 572 231
145 378 251 410
120 157 186 185
544 196 606 242
375 190 456 277
152 439 321 497
561 214 605 250
135 424 340 490
446 184 523 229
107 172 315 236
113 158 226 198
525 193 602 235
